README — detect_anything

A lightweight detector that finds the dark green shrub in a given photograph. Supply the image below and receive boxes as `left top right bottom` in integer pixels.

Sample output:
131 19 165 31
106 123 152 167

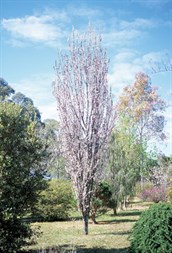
0 217 32 253
0 101 46 252
130 202 172 253
34 179 76 221
90 181 112 223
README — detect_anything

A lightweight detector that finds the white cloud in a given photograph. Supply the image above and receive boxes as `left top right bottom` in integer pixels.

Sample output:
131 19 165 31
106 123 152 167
108 62 142 92
108 49 142 92
100 16 161 48
1 15 62 42
42 8 70 22
2 5 170 50
1 6 103 47
103 29 141 47
113 49 139 62
11 73 58 121
1 15 66 46
39 103 59 121
108 49 171 96
9 38 29 48
142 51 169 63
1 6 162 49
164 110 172 120
67 6 102 17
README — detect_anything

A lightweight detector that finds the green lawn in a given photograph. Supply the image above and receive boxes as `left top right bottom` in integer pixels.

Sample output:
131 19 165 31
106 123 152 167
23 199 150 253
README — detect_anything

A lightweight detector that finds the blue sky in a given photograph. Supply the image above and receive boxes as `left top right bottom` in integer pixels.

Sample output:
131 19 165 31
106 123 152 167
0 0 172 155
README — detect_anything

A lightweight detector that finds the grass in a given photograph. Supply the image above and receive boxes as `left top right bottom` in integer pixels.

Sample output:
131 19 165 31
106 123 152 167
22 198 150 253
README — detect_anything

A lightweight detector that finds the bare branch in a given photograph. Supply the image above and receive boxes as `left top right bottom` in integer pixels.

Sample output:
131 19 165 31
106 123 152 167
149 56 172 74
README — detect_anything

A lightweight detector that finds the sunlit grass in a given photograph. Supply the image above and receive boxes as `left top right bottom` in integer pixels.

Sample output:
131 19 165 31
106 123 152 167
23 199 149 253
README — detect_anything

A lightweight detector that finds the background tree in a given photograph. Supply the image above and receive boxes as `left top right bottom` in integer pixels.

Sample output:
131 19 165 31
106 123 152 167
116 72 166 186
43 119 66 179
139 154 172 203
0 78 15 100
117 72 166 141
53 26 114 235
107 119 144 214
12 92 41 123
0 79 41 124
0 100 47 252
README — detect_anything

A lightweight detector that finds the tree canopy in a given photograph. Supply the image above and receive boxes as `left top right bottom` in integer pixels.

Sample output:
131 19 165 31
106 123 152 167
0 100 47 252
117 72 166 142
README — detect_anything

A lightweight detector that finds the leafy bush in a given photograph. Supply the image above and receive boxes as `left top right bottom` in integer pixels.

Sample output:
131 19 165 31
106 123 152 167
34 179 76 221
140 185 167 203
90 181 112 223
0 218 32 253
0 101 46 252
130 203 172 253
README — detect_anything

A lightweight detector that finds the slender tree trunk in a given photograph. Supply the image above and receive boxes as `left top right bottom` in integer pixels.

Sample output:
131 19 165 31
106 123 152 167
113 200 118 215
120 201 124 210
91 211 98 224
83 214 89 235
123 197 126 210
141 174 144 190
140 133 144 190
113 207 117 215
90 204 98 224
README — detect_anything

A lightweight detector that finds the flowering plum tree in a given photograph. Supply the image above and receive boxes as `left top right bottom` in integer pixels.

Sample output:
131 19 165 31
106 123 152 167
53 27 114 234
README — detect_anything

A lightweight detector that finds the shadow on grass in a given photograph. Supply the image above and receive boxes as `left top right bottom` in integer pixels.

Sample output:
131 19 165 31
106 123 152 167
97 218 137 224
71 208 143 221
110 210 142 217
21 245 130 253
129 200 143 205
101 231 131 236
75 246 130 253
